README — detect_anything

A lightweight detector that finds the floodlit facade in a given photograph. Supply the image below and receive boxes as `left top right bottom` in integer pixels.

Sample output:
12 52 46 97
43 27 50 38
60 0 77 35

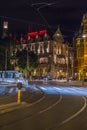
74 14 87 80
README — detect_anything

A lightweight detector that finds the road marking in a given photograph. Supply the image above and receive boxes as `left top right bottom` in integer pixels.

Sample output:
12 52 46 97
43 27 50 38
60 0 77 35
59 96 87 126
27 94 46 107
47 96 87 130
39 95 62 114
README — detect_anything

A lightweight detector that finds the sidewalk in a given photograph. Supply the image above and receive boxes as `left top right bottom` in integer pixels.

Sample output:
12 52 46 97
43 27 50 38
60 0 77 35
0 102 27 115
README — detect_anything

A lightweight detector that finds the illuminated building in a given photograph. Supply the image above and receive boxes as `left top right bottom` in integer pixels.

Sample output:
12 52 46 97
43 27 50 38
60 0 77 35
52 28 68 79
11 28 73 79
74 14 87 80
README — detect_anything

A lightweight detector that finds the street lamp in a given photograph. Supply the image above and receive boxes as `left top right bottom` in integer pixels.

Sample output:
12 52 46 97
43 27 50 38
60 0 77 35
2 21 8 39
82 34 87 38
3 21 8 29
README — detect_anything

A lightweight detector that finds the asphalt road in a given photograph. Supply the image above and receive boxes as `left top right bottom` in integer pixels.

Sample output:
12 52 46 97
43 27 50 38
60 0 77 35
0 84 87 130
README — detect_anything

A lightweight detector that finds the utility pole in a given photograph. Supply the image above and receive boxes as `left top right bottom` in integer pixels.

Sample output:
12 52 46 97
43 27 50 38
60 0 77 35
27 47 29 79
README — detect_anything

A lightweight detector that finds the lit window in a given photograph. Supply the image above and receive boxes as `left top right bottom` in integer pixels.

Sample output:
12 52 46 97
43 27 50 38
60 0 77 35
47 43 50 53
59 47 61 54
54 55 57 63
42 49 44 54
38 48 40 54
39 58 48 63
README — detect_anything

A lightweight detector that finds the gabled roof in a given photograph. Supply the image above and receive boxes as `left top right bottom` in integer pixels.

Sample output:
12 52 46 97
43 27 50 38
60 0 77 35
53 27 64 42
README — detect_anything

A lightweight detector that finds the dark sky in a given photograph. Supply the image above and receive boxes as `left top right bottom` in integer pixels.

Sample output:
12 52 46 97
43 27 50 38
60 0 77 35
0 0 87 42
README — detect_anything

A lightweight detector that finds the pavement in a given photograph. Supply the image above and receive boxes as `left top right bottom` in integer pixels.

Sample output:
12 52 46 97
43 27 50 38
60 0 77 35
0 102 27 115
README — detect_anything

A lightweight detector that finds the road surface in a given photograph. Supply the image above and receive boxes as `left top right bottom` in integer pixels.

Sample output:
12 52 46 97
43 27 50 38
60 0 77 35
0 84 87 130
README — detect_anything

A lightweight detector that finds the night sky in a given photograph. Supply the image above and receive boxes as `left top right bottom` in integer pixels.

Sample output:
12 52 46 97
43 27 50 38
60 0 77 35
0 0 87 42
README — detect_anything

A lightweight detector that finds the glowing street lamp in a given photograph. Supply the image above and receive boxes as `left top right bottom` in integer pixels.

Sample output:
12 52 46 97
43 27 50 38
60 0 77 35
3 21 8 29
82 34 87 38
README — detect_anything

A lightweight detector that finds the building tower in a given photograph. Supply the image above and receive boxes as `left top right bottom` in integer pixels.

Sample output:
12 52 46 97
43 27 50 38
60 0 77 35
83 14 87 71
52 27 68 79
75 14 87 80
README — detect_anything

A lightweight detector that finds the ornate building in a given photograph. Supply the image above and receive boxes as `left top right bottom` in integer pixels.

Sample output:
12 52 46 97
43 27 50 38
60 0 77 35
74 14 87 80
11 28 73 79
51 28 68 79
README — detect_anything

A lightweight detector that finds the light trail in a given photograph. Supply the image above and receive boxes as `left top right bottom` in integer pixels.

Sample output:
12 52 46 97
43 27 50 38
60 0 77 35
39 85 87 96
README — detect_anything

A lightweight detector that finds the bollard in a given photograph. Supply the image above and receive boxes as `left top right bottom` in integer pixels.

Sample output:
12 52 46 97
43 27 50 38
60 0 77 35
17 82 22 104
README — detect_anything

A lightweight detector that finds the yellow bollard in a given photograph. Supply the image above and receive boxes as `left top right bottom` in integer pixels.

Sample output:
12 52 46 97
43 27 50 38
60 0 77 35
17 89 21 104
17 82 22 104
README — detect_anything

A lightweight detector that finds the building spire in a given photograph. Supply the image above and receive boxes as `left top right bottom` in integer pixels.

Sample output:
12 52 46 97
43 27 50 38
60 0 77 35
79 13 87 36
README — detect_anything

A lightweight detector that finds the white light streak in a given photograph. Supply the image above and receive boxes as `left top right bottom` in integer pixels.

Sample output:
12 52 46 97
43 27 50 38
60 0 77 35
39 85 87 96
